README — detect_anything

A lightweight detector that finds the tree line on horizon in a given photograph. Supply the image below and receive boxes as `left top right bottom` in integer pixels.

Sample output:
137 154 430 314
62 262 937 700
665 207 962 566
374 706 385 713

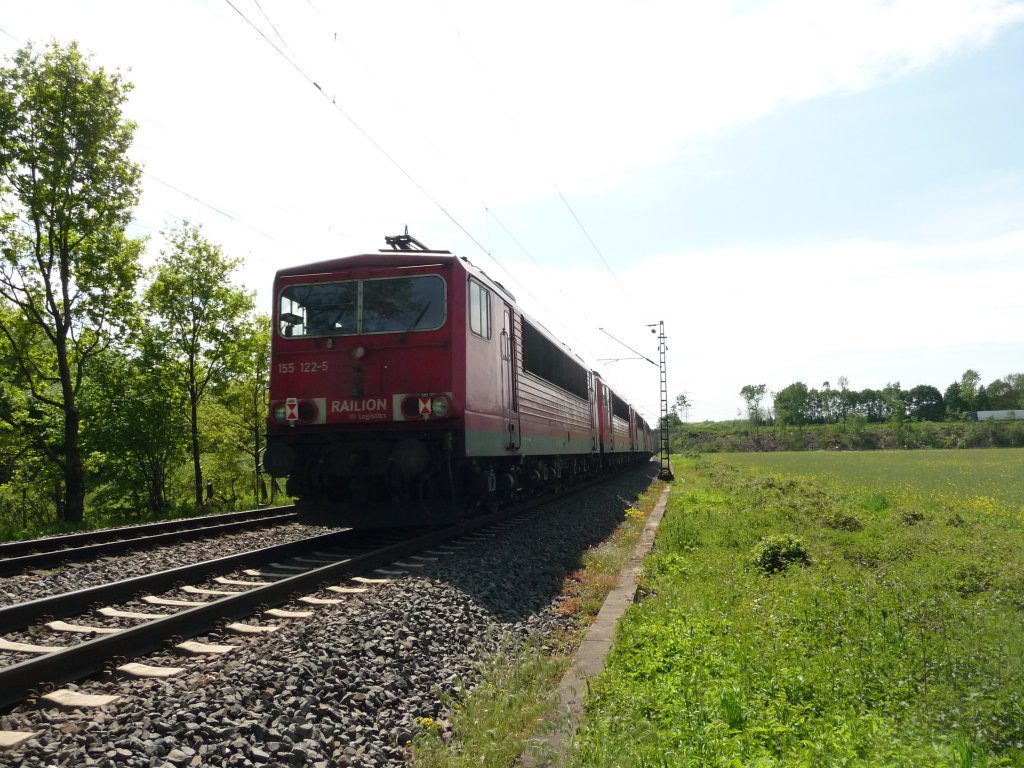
734 370 1024 428
0 41 271 533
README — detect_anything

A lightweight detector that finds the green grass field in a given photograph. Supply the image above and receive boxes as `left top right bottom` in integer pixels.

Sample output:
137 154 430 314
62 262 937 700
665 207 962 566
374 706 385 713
713 448 1024 510
570 450 1024 767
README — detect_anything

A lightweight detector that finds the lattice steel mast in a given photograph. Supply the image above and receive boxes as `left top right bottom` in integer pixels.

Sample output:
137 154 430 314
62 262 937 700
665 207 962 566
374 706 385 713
655 320 674 481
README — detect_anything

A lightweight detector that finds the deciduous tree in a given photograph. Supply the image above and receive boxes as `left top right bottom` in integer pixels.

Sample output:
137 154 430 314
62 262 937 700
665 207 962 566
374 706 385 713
145 222 254 509
835 376 853 423
960 369 982 412
773 382 810 427
739 384 767 436
218 315 270 504
944 381 966 417
673 392 691 422
83 336 189 515
905 384 944 421
0 41 143 522
987 374 1024 410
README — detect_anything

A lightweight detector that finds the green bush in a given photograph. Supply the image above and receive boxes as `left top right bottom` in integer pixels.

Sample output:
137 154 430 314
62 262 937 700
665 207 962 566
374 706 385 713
822 511 864 531
899 508 927 525
948 561 994 596
749 533 811 574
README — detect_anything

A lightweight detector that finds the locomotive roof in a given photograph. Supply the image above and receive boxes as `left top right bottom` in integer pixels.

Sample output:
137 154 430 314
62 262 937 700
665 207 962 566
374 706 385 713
274 251 458 278
275 251 518 303
275 249 596 374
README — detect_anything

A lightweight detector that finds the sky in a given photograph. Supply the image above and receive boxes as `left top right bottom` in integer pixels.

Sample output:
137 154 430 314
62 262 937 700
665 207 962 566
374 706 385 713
2 0 1022 423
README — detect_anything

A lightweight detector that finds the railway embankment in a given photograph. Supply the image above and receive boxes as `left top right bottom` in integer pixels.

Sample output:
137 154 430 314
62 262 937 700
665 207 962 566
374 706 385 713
1 466 659 767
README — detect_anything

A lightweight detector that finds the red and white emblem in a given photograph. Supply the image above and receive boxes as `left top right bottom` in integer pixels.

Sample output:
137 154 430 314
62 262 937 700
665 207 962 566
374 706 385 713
285 397 299 421
418 397 431 418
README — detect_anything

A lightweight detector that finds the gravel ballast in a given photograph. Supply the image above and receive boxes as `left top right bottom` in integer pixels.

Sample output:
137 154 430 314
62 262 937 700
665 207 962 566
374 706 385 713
0 465 657 768
0 523 341 608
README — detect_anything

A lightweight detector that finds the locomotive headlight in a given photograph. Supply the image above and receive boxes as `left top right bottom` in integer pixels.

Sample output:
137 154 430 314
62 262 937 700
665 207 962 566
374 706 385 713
272 403 288 422
353 346 366 359
430 395 451 418
297 400 318 422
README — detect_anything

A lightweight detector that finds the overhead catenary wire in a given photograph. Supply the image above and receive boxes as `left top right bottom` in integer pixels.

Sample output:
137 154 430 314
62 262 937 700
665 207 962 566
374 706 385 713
232 0 595 339
221 0 492 259
220 0 571 334
0 22 319 260
251 0 294 55
434 0 647 323
146 173 283 243
554 183 642 313
317 12 557 311
428 3 657 403
303 0 324 19
4 2 546 321
431 0 652 370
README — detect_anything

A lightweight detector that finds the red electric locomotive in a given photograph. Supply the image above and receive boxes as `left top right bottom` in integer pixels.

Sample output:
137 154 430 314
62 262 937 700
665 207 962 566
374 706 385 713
262 233 653 526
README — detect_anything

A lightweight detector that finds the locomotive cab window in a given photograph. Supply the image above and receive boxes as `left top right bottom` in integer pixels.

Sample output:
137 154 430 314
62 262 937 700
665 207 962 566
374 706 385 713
278 275 446 337
468 279 491 340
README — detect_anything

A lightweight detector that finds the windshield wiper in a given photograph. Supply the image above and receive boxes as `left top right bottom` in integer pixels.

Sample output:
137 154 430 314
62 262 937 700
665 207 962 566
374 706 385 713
399 302 432 341
407 302 431 332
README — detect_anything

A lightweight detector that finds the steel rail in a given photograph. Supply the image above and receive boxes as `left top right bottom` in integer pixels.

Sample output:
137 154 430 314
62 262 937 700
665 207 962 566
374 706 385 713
0 510 300 577
0 506 296 558
0 494 553 711
0 528 366 632
0 464 654 712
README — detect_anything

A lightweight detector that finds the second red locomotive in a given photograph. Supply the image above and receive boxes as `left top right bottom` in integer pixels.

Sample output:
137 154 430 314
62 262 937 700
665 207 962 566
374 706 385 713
262 233 653 526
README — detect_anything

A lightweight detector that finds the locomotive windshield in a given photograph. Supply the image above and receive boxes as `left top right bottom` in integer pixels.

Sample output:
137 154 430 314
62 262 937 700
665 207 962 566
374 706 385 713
278 275 446 337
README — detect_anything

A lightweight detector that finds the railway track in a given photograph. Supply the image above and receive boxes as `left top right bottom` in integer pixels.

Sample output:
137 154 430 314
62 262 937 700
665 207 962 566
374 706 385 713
0 506 298 576
0 464 659 762
0 498 535 713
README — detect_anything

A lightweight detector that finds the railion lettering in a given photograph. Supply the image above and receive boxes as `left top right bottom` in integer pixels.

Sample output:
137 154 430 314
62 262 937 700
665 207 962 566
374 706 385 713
331 397 388 414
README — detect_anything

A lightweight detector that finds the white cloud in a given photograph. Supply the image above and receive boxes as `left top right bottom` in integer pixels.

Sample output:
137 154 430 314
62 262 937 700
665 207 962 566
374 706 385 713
0 6 1006 198
7 0 1016 228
